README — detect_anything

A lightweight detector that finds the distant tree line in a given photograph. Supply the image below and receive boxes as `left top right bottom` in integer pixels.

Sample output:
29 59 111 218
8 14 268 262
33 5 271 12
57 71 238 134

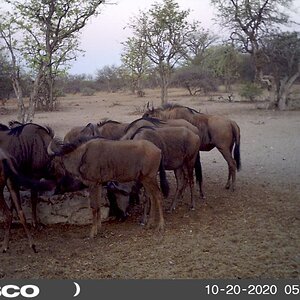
46 48 255 97
1 0 299 119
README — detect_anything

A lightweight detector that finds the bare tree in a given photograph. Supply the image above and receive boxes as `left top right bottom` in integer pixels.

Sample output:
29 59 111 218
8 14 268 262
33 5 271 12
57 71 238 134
184 24 218 64
211 0 294 81
262 32 300 110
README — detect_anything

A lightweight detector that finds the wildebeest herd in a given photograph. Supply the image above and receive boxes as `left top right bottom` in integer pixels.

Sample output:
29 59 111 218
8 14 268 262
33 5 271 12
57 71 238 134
0 103 241 253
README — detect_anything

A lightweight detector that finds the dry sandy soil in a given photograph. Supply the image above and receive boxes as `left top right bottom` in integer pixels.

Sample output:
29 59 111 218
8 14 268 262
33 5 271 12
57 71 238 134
0 89 299 279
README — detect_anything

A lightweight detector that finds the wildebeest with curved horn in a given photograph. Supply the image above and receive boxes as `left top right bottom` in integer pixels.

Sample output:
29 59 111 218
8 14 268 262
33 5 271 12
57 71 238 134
143 103 241 191
122 123 202 211
48 136 168 237
0 123 57 229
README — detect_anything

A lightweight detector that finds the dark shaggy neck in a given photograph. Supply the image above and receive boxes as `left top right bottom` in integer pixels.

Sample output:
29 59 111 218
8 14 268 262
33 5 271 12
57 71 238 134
130 126 156 140
56 136 101 156
0 123 9 131
125 117 165 133
7 123 54 137
161 103 199 114
97 120 121 128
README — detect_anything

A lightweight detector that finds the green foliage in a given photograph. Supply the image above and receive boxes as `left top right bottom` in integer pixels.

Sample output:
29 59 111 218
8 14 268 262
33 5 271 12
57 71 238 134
0 51 14 100
1 0 104 114
81 87 96 96
128 0 195 102
96 65 126 92
121 37 151 92
239 82 263 101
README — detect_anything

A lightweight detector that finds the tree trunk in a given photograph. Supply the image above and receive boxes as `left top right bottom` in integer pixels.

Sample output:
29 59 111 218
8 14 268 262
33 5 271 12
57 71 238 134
25 70 43 123
48 75 54 111
277 77 288 110
277 70 300 110
160 72 169 104
11 77 25 123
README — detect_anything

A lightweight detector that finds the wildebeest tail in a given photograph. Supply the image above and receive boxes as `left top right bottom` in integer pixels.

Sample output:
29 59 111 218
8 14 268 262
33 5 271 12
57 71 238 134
194 152 202 184
1 152 55 191
159 157 169 198
232 121 241 171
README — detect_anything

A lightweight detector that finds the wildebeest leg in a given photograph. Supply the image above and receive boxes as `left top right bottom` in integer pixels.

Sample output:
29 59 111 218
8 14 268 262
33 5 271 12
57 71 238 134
185 164 195 210
142 178 164 231
195 152 205 199
0 187 13 253
6 179 37 253
141 193 150 226
31 189 40 229
89 185 101 238
218 147 237 191
169 168 186 212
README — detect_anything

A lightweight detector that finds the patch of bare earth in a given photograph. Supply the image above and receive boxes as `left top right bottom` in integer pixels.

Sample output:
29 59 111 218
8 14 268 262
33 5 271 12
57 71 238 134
0 89 299 279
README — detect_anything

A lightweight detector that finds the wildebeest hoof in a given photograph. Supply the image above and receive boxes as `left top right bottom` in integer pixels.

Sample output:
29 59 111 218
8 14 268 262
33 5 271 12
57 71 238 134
32 244 38 253
145 222 155 230
32 222 45 231
89 231 97 239
167 207 175 213
156 224 165 233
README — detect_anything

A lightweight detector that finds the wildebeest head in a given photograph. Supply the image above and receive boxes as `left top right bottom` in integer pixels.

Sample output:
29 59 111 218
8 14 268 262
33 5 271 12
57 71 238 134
106 181 141 221
48 137 87 194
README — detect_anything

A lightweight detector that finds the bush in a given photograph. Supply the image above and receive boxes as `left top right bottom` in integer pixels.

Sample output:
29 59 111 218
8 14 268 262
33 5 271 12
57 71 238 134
171 66 218 95
81 87 96 96
239 83 263 101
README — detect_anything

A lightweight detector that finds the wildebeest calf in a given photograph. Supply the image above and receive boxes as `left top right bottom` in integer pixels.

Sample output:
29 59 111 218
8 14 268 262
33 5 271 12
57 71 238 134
48 137 168 237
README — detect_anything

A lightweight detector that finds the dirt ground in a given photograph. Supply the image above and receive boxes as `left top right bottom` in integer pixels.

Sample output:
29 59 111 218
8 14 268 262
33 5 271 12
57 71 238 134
0 89 299 279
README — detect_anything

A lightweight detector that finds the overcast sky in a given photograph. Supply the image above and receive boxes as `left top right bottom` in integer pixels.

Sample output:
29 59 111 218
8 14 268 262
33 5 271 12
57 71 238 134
69 0 219 75
68 0 300 76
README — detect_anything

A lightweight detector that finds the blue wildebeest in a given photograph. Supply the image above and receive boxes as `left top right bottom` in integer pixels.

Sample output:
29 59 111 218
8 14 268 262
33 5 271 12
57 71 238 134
96 120 129 140
122 122 202 212
47 137 169 237
0 148 54 253
0 123 57 230
143 103 241 191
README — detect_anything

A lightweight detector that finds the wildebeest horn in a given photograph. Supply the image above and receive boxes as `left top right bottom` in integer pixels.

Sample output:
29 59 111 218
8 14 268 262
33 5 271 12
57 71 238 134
151 102 154 111
146 102 150 109
47 140 56 156
47 138 63 156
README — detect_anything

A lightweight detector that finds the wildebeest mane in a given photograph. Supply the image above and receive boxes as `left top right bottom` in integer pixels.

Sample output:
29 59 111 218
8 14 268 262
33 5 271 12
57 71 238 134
97 119 121 127
125 117 166 133
56 135 102 156
161 103 199 114
8 120 23 128
129 126 156 140
0 123 9 131
7 123 55 137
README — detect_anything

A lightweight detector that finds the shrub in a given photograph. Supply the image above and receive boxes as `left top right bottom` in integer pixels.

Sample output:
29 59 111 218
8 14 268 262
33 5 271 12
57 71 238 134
81 87 96 96
239 83 263 101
